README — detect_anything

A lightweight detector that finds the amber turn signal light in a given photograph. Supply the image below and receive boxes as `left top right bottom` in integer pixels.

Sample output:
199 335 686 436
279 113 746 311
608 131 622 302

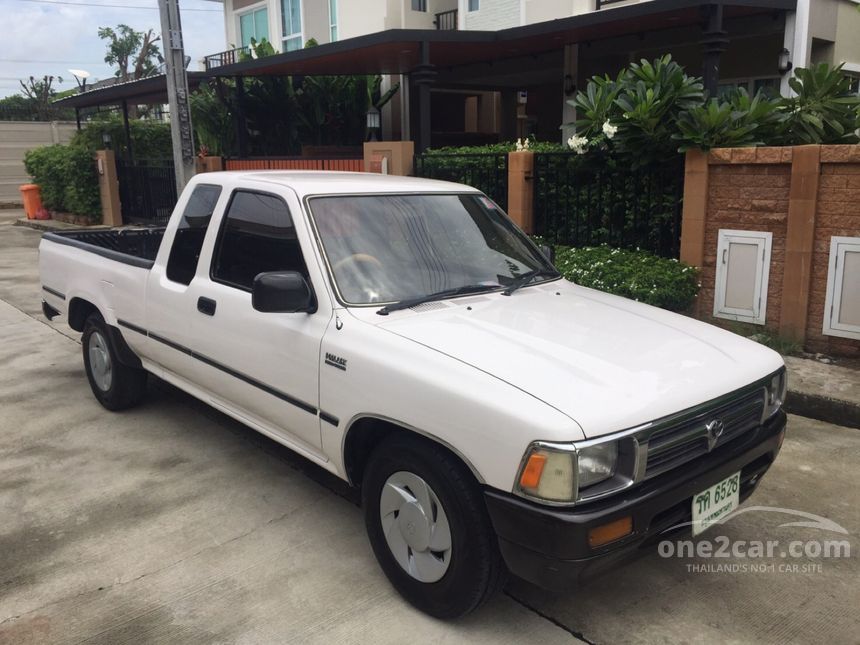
519 452 547 489
588 516 633 548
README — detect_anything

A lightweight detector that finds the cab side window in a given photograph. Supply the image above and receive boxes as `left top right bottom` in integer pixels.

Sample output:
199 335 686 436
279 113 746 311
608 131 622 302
166 184 222 285
211 190 309 291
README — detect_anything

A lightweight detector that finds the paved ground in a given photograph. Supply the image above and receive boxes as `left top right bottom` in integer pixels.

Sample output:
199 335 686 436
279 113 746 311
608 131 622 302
1 212 858 644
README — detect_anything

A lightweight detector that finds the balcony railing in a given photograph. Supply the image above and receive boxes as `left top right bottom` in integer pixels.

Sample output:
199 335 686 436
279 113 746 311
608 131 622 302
434 9 458 30
204 46 250 71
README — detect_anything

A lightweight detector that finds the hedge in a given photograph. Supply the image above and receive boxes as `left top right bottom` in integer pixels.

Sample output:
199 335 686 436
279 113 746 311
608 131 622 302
24 144 101 220
550 244 700 312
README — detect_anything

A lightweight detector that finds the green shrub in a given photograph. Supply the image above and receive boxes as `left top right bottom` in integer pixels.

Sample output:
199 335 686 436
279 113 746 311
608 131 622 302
71 116 172 160
777 63 860 144
551 245 699 312
24 144 101 220
675 88 783 151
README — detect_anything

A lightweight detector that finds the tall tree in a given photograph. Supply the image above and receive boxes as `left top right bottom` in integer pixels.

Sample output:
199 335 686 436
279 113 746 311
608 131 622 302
19 75 61 120
98 24 163 83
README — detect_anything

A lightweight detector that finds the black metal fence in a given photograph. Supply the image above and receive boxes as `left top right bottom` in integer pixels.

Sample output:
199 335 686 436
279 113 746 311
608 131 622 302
116 159 178 225
533 152 686 258
413 152 508 209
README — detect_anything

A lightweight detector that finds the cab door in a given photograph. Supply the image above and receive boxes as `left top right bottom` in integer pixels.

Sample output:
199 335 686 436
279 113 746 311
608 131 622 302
188 188 332 453
144 182 226 378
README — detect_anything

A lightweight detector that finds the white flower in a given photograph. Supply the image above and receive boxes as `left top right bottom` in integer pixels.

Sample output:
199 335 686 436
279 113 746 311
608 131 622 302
522 137 530 150
515 138 524 152
567 134 588 154
602 121 618 139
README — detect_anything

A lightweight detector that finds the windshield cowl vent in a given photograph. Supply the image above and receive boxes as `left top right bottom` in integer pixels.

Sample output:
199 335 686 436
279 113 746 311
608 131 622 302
409 301 453 313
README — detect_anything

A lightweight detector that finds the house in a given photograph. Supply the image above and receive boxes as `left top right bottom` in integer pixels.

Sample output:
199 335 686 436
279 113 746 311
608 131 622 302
201 0 860 149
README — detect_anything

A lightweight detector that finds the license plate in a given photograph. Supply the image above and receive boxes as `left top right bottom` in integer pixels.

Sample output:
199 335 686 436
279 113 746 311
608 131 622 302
691 472 740 537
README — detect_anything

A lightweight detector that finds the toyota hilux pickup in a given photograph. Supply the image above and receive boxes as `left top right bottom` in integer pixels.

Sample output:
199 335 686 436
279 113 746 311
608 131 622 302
39 171 787 618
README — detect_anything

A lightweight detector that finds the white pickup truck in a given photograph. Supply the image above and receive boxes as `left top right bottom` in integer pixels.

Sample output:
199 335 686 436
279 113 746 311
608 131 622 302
39 171 787 618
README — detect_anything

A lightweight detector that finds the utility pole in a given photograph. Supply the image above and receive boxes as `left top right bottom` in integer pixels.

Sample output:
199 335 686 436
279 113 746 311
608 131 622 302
158 0 195 193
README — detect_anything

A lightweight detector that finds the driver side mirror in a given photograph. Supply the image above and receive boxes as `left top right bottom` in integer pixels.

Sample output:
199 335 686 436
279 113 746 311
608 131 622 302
539 244 556 265
252 271 316 313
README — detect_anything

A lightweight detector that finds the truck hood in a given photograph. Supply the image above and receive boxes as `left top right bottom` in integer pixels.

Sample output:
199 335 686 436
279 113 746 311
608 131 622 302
360 280 783 439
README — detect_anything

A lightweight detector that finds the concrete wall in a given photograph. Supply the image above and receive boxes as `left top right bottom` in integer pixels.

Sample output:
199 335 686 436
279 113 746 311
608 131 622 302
680 145 860 358
0 121 77 206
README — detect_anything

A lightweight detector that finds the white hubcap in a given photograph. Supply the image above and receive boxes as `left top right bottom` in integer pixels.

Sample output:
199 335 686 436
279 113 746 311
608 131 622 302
88 330 112 392
380 471 452 583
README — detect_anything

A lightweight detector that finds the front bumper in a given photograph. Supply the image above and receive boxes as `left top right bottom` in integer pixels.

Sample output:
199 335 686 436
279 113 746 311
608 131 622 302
485 410 787 591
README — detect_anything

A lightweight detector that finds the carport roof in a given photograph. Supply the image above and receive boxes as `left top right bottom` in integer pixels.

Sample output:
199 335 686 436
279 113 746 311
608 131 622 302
205 0 795 78
54 72 209 109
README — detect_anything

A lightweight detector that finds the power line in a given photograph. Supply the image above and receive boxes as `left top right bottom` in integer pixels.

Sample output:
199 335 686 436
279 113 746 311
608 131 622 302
13 0 222 11
0 59 105 64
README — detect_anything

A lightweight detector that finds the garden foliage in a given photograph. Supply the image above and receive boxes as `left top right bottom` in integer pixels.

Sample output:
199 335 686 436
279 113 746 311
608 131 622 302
550 244 700 312
24 145 101 219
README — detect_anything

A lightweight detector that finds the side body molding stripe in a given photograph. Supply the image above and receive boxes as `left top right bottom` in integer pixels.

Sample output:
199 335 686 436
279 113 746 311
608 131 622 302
116 319 339 426
42 285 66 300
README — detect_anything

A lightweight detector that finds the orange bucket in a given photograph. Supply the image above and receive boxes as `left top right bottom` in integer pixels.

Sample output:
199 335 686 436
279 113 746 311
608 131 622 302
20 184 48 220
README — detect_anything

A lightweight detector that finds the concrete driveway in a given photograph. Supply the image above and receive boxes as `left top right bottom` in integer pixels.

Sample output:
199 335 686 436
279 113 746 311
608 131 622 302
1 213 858 644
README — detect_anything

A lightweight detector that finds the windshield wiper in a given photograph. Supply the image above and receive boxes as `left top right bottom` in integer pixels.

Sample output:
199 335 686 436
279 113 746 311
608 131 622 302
502 269 561 296
377 284 499 315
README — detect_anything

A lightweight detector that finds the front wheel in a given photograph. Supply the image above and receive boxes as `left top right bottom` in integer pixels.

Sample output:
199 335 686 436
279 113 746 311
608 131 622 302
362 435 506 618
82 313 147 411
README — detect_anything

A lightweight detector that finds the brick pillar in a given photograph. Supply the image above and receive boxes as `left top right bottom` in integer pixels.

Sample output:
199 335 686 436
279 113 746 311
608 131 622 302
95 149 122 227
507 151 534 233
679 149 710 269
363 141 414 176
779 145 821 343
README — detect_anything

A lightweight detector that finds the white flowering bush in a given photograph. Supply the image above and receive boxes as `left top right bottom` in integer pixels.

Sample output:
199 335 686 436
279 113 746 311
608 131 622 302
566 134 589 154
538 242 700 312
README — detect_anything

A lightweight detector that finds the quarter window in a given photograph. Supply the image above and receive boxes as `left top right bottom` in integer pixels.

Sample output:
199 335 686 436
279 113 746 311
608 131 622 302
166 184 222 285
411 0 426 12
212 191 309 291
468 0 479 11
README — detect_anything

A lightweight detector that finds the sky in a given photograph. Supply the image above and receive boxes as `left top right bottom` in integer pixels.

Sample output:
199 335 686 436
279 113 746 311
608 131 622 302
0 0 226 98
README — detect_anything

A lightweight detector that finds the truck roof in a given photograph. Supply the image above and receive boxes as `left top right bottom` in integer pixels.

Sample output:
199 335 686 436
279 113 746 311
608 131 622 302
210 171 483 198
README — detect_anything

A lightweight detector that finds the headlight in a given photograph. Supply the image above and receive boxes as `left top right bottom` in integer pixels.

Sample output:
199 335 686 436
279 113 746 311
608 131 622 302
516 440 622 504
578 442 618 488
763 369 787 421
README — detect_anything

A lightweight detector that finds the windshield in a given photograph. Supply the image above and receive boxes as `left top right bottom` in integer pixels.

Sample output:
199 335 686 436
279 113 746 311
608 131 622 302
308 193 556 305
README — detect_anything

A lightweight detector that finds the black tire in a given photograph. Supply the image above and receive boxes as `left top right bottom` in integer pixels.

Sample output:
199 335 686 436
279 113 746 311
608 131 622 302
82 313 147 411
362 434 506 618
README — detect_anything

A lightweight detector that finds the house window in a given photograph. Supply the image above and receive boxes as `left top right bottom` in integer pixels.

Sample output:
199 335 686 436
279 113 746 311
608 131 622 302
329 0 337 41
239 6 269 48
468 0 479 10
411 0 426 11
718 77 781 98
281 0 302 51
713 229 773 326
823 237 860 340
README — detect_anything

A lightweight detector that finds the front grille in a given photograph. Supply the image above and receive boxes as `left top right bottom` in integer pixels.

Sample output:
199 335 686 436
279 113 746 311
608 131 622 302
643 388 765 479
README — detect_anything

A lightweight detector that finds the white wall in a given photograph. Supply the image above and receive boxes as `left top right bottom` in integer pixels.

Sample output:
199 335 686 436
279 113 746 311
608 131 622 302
464 0 521 30
0 121 77 205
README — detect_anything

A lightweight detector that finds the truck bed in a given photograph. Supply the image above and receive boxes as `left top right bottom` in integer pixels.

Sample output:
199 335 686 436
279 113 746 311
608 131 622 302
42 228 165 269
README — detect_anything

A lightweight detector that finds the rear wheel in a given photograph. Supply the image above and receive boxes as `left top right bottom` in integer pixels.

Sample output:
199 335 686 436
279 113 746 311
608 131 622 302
362 434 506 618
82 313 147 410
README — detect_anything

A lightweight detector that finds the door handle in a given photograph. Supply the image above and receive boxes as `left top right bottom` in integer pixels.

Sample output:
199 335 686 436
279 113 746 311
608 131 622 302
197 297 217 316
